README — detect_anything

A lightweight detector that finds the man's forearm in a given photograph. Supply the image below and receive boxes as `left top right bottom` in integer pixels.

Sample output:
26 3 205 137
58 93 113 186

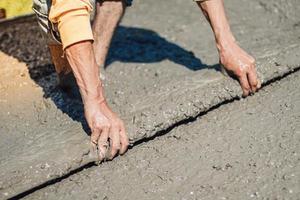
197 0 235 51
65 41 104 104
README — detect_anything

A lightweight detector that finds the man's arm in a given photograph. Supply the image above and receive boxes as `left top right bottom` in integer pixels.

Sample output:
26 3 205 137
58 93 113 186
65 41 129 160
196 0 261 96
49 0 129 160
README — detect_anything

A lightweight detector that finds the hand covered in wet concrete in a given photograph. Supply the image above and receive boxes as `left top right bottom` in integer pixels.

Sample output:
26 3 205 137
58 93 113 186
218 39 261 97
84 98 129 162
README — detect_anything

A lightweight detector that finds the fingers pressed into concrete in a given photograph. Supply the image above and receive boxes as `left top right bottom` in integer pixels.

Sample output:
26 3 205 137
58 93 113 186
97 128 109 161
119 127 129 155
108 126 121 159
238 73 251 97
247 67 259 93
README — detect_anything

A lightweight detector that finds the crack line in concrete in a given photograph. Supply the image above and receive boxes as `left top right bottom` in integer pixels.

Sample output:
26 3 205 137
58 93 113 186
7 66 300 200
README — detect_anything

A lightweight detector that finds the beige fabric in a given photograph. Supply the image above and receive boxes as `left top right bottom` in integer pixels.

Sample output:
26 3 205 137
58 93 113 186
49 0 94 49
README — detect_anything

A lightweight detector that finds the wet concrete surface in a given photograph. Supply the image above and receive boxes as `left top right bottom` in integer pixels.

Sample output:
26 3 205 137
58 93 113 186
0 0 300 198
25 66 300 200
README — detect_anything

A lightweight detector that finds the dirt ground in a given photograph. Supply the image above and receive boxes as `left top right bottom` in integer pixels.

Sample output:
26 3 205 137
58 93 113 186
0 0 300 199
25 67 300 200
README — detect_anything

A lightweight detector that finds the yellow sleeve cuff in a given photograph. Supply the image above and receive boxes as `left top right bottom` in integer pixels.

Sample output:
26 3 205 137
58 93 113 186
58 9 94 49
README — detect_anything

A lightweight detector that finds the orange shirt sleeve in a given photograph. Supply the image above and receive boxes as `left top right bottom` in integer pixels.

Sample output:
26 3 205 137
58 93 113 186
49 0 94 49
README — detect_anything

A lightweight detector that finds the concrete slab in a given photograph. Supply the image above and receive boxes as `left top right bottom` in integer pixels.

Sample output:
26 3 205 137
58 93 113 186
0 0 300 198
25 63 300 200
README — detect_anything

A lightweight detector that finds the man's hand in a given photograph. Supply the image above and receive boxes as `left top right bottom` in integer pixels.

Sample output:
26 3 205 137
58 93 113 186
219 40 261 97
84 98 129 161
197 0 261 97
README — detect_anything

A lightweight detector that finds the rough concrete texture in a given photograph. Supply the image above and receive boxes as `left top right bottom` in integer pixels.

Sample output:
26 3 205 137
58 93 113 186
24 65 300 200
0 0 300 198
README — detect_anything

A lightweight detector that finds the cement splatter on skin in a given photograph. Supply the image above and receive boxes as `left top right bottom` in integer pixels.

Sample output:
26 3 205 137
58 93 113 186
0 0 300 198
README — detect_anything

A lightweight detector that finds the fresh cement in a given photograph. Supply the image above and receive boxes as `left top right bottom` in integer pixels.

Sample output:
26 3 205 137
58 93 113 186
0 0 300 198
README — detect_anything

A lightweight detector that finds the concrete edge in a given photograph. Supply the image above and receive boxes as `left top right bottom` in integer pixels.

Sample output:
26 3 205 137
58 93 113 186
126 44 300 143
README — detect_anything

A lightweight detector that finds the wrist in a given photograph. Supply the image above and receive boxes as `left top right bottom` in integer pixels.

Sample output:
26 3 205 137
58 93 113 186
81 82 106 105
215 30 236 53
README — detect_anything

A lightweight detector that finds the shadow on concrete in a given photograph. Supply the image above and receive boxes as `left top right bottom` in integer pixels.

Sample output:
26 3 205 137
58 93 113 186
106 26 208 70
0 17 219 135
